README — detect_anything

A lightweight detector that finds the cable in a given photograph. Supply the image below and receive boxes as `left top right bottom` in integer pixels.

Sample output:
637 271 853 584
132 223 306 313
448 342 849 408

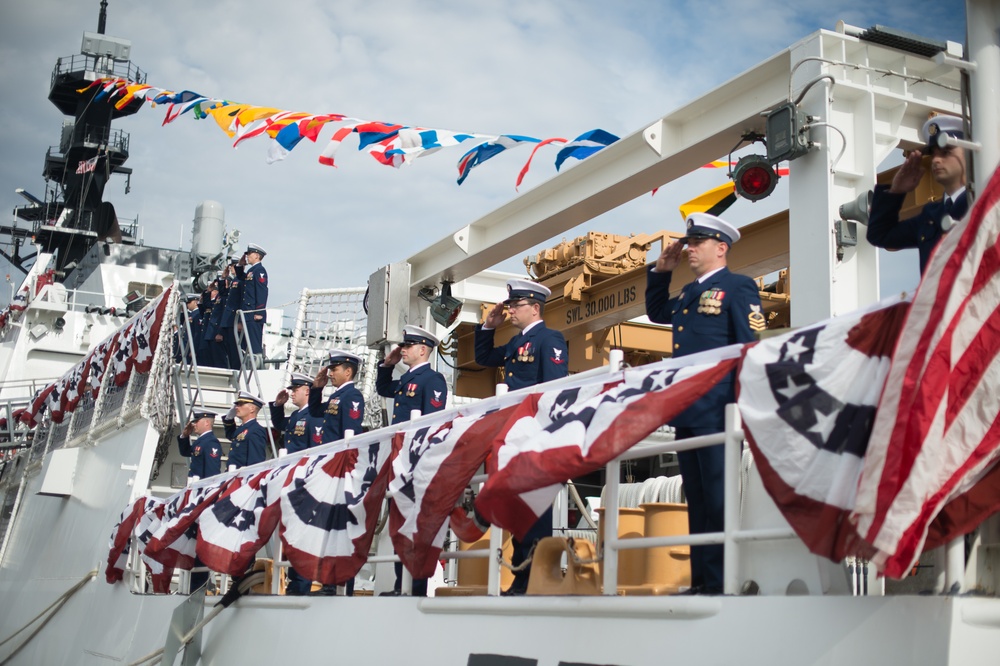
788 56 960 104
127 571 266 666
793 74 836 106
806 121 848 172
0 569 97 664
567 480 598 530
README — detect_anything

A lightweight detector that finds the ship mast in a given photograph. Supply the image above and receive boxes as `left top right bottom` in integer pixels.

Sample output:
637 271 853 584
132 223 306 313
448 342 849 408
0 1 145 276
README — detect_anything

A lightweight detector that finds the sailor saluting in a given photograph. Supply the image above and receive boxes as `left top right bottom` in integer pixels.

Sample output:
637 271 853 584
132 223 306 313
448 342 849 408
645 212 764 595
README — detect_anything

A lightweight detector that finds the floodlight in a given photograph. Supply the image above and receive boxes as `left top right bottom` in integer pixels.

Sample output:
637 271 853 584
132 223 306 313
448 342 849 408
421 281 463 328
732 155 779 202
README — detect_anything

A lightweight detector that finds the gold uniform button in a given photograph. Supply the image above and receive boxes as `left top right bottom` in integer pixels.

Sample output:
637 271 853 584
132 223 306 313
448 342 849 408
677 326 684 332
682 309 688 314
674 343 680 350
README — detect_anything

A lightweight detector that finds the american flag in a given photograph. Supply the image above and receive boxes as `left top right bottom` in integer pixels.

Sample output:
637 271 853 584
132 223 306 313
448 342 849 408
88 331 121 398
111 286 172 385
144 484 225 572
75 156 99 174
853 164 1000 578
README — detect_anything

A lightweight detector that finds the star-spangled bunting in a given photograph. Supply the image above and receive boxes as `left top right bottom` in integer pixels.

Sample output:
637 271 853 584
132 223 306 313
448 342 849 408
281 441 398 585
739 296 911 562
14 286 174 428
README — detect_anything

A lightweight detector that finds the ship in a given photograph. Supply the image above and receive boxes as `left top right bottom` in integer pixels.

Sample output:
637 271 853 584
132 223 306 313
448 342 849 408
0 1 998 664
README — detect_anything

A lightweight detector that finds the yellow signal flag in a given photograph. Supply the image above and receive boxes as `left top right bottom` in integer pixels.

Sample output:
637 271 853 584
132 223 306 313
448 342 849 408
678 182 737 220
205 104 249 137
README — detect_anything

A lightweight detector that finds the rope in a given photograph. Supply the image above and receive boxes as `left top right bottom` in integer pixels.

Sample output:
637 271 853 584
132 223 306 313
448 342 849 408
567 481 598 530
563 537 602 566
0 569 97 664
496 542 535 573
141 286 180 434
127 571 266 666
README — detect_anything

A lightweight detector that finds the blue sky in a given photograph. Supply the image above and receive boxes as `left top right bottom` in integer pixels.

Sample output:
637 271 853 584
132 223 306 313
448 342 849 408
0 0 967 318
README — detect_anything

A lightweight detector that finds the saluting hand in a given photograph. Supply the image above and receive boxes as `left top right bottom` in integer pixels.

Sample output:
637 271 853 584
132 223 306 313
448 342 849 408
483 301 507 329
655 240 685 273
274 389 288 407
384 346 402 366
182 423 194 438
313 367 329 388
889 150 924 194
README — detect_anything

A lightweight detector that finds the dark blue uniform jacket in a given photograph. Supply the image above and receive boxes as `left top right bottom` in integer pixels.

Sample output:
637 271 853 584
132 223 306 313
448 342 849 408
645 266 762 429
308 382 365 442
270 403 326 454
218 277 243 328
238 263 269 322
178 430 223 478
474 322 569 390
867 184 969 275
223 418 268 468
375 363 448 424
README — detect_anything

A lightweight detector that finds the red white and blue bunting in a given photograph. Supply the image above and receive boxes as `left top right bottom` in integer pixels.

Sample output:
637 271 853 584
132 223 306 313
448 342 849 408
16 285 174 427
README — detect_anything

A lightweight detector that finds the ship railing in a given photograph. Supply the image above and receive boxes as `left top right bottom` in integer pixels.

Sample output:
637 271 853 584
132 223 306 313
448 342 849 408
0 398 33 450
28 281 131 319
283 287 385 432
52 54 146 86
234 308 278 460
155 347 968 598
603 405 967 597
0 378 62 405
172 358 619 597
173 300 226 427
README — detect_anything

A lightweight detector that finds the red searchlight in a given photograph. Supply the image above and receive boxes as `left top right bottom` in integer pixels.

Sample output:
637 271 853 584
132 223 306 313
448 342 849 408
732 155 779 202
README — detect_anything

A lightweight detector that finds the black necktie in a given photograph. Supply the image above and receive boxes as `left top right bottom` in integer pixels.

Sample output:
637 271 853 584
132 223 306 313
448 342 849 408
944 197 953 215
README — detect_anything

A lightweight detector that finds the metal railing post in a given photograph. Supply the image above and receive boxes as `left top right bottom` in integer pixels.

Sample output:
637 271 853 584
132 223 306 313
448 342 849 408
284 288 311 385
723 403 742 595
602 458 620 595
487 526 502 596
945 536 965 593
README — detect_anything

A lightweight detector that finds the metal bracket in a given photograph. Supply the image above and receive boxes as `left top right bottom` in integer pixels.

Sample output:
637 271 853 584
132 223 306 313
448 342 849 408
452 225 471 254
643 120 665 156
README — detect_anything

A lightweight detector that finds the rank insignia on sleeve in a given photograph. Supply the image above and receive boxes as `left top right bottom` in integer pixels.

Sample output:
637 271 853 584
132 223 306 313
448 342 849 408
748 304 767 332
430 391 444 408
550 348 565 364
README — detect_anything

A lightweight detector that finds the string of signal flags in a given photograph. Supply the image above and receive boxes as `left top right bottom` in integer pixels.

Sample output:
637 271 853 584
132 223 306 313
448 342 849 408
81 78 786 217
